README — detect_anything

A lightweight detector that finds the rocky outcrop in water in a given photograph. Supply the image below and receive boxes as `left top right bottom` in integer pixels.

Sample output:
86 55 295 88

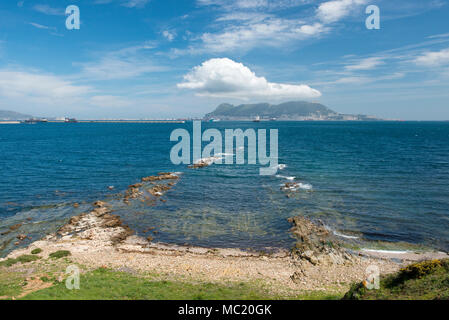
141 173 179 182
188 161 209 169
288 216 353 266
57 200 134 245
123 173 180 205
55 172 183 244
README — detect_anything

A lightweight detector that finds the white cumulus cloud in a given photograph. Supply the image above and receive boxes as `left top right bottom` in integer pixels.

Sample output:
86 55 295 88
177 58 321 100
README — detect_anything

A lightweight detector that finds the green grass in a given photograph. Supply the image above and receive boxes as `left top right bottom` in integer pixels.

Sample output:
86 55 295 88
294 291 343 300
344 259 449 300
49 250 71 259
19 268 343 300
0 254 40 267
22 268 276 300
0 272 24 298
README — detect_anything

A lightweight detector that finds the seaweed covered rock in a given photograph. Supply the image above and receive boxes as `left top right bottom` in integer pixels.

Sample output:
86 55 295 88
288 216 353 266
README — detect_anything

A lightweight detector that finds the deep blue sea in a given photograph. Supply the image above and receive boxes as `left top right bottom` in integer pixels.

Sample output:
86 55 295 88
1 121 449 256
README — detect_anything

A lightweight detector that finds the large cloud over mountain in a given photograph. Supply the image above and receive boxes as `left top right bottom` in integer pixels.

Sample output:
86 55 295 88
177 58 321 100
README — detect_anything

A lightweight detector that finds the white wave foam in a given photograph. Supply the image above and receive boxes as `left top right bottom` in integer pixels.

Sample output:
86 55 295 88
216 153 234 156
333 231 359 239
171 172 183 177
362 249 409 254
281 182 313 191
194 156 223 165
276 175 295 181
298 183 312 190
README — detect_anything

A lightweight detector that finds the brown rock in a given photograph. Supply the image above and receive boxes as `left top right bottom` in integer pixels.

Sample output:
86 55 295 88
188 162 209 169
17 234 27 241
110 225 134 244
92 207 109 217
101 214 122 228
288 216 353 266
141 173 179 182
93 201 107 208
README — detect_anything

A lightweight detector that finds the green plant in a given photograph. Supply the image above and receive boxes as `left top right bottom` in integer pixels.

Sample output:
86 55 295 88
49 250 71 259
344 259 449 300
398 260 444 280
31 248 42 255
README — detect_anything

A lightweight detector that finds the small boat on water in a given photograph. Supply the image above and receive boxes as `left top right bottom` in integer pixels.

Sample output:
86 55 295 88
253 116 260 122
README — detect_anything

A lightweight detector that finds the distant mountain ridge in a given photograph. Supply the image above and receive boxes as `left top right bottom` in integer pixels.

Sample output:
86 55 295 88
0 110 33 120
204 101 380 121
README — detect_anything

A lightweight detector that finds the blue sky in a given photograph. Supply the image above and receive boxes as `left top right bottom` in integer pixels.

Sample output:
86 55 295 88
0 0 448 119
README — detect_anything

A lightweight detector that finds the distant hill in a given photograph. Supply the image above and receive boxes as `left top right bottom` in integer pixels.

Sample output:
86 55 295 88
204 101 380 121
0 110 33 120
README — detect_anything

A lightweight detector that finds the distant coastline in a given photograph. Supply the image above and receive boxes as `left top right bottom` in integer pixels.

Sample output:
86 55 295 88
204 101 385 121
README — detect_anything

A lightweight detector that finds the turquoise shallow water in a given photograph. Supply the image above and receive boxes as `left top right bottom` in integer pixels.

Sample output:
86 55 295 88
1 121 449 256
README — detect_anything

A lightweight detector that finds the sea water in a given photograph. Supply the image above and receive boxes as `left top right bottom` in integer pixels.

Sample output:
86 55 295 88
1 121 448 256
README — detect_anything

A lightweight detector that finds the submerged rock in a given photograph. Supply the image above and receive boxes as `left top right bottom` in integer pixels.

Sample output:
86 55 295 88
122 173 179 204
17 234 27 241
9 223 22 231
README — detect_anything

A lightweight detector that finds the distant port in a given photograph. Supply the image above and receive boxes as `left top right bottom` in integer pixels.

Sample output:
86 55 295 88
22 118 48 124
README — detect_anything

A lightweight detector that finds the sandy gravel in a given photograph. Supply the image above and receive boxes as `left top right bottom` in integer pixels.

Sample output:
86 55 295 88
4 233 402 295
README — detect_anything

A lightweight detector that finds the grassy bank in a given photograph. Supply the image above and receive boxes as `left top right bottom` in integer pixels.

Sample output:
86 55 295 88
19 268 341 300
3 250 448 300
0 253 343 300
344 259 449 300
